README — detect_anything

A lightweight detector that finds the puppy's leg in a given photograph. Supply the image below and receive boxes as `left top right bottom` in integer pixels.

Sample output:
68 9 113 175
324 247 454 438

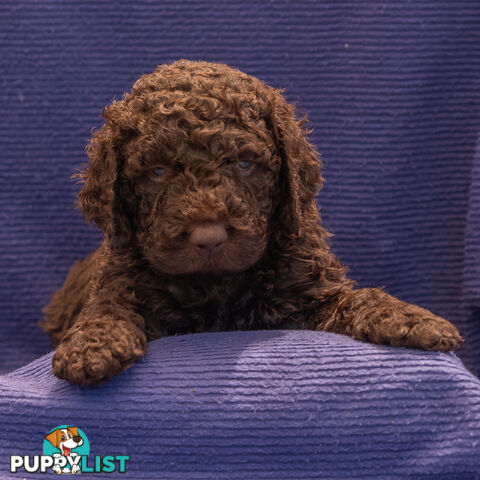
40 252 97 344
316 287 463 351
51 249 148 386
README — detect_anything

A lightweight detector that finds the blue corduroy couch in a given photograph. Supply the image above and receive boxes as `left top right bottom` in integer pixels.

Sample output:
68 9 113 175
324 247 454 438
1 1 480 478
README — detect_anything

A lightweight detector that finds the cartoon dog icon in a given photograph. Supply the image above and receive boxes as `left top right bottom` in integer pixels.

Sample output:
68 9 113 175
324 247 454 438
45 426 83 475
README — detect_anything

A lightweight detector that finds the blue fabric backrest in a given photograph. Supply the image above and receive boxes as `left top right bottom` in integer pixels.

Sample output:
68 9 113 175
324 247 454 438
0 1 479 373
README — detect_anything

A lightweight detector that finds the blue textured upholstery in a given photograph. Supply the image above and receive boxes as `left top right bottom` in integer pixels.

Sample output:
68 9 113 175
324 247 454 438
1 2 480 478
1 331 480 479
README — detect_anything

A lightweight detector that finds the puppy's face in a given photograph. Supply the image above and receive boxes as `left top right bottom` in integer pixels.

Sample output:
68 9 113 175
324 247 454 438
123 103 280 276
80 61 322 276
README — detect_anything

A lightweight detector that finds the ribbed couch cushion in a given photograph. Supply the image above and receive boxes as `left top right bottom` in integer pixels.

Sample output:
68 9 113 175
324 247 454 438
1 330 479 479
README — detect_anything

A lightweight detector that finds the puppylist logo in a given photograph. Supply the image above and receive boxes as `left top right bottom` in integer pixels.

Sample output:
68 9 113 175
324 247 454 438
10 425 129 475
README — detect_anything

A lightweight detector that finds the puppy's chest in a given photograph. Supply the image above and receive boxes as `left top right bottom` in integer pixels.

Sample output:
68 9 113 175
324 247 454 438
142 285 258 336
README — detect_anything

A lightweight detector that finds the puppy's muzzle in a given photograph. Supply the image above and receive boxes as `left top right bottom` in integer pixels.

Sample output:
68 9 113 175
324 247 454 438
189 223 228 256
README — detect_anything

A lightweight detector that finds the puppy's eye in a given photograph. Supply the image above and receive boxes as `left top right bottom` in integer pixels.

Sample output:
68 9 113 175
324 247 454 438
150 166 168 179
236 160 254 174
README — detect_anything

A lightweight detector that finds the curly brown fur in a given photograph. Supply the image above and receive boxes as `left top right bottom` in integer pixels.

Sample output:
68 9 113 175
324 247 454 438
40 59 463 386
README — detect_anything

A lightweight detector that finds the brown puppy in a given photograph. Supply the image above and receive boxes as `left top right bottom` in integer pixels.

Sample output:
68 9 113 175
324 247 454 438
41 59 463 386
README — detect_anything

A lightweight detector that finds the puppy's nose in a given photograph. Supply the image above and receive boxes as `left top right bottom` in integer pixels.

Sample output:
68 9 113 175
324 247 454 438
189 224 228 255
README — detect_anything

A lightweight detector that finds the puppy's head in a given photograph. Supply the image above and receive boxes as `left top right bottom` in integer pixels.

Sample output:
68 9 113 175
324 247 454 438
45 427 82 450
78 60 322 276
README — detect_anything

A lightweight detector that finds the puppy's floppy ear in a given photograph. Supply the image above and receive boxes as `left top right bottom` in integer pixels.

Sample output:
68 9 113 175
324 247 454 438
45 429 62 448
77 111 136 251
267 90 323 237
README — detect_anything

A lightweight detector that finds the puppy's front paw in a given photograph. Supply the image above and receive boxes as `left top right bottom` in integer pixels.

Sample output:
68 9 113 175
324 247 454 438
52 342 118 386
52 464 61 475
52 319 147 386
372 306 463 352
399 314 463 351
